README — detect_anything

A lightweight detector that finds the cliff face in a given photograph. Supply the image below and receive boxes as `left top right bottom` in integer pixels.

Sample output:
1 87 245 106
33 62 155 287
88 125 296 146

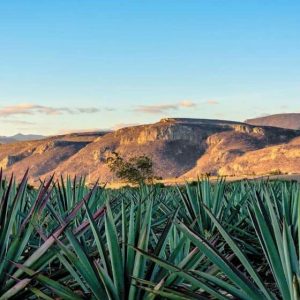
1 118 300 183
115 120 228 145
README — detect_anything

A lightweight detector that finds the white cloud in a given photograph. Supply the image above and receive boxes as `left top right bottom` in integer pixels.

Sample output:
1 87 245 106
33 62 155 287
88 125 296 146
179 100 197 108
134 100 200 114
133 99 219 114
0 103 101 117
134 104 178 114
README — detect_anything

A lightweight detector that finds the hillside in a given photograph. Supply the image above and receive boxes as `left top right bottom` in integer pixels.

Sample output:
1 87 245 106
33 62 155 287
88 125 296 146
217 136 300 176
183 129 300 178
0 131 108 182
1 118 300 183
245 113 300 130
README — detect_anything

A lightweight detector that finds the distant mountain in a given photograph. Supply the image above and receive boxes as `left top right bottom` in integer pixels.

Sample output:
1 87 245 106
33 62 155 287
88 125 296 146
1 118 300 184
12 133 45 141
245 113 300 130
0 136 17 144
0 133 45 144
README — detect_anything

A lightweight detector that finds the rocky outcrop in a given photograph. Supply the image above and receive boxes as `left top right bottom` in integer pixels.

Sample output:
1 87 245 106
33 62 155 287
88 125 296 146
115 123 204 145
0 154 25 169
232 124 265 135
34 140 80 154
0 150 34 169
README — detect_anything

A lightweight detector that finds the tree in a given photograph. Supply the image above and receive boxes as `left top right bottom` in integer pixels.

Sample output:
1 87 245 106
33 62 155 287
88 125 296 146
106 152 155 185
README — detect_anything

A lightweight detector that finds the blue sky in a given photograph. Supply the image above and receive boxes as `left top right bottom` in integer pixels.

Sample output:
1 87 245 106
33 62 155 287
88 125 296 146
0 0 299 135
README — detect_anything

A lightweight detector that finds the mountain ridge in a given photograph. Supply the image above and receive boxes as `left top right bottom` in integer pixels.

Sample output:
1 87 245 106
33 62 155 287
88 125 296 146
245 113 300 130
1 117 300 184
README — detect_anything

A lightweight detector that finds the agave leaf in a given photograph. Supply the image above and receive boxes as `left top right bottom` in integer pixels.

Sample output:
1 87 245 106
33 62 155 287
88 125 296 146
29 288 55 300
248 201 290 299
7 181 99 288
12 262 82 300
129 200 153 299
176 221 263 299
203 205 274 300
0 278 32 300
133 246 230 300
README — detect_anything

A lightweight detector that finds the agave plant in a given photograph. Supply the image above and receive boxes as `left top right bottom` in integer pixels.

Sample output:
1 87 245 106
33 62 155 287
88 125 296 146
0 172 104 299
45 185 179 300
0 170 55 298
137 180 300 300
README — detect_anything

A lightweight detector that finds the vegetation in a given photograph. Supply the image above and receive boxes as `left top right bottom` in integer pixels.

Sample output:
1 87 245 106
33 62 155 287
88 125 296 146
106 152 155 184
269 169 284 176
1 170 300 299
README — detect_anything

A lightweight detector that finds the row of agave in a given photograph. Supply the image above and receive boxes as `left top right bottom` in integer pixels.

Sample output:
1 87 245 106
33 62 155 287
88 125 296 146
0 170 300 299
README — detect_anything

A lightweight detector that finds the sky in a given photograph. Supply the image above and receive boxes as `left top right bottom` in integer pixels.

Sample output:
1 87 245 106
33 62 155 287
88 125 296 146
0 0 299 135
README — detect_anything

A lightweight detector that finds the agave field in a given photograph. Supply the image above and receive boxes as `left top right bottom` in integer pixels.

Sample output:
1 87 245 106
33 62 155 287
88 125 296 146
1 170 300 299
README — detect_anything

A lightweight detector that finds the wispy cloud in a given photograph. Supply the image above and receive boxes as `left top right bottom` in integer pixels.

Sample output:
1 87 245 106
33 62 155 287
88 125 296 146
1 119 35 125
0 103 101 117
133 99 218 114
179 100 197 108
77 107 101 114
134 104 178 114
134 101 198 114
205 99 219 105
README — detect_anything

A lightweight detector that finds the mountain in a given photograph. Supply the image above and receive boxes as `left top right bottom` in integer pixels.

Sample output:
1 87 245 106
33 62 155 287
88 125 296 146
0 131 109 182
0 136 17 144
0 133 45 144
1 118 300 184
245 113 300 130
11 133 45 141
